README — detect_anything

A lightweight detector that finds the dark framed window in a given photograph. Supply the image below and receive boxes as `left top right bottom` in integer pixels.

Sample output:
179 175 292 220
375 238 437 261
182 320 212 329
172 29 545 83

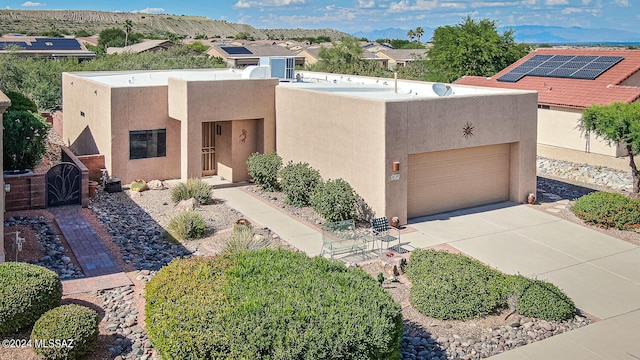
129 129 166 160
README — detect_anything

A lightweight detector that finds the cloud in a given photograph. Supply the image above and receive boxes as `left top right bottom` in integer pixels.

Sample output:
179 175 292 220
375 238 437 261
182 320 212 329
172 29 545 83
234 0 305 8
544 0 568 4
561 7 583 14
132 7 165 14
581 0 591 4
471 2 514 7
358 0 375 8
521 0 536 4
388 0 438 13
615 0 629 6
22 1 44 6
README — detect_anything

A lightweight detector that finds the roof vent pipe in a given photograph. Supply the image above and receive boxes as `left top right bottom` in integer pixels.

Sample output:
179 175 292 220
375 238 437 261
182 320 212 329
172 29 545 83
394 72 398 94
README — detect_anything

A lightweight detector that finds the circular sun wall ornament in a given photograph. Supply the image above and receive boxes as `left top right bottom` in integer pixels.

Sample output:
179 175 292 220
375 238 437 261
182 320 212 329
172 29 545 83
462 121 475 139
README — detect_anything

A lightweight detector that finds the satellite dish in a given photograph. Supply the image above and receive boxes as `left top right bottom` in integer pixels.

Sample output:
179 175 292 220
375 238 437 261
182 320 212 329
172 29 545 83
433 83 453 96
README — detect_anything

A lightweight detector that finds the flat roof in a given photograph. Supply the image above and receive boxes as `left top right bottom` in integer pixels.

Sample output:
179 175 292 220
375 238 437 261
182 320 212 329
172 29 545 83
71 68 518 100
73 69 245 87
282 72 510 100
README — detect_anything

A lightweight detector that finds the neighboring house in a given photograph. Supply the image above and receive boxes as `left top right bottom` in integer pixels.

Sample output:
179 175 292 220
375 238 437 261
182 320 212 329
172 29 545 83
297 46 323 66
106 40 174 55
455 48 640 165
0 91 9 263
361 42 394 53
0 36 95 60
206 44 305 67
62 68 536 223
376 49 428 70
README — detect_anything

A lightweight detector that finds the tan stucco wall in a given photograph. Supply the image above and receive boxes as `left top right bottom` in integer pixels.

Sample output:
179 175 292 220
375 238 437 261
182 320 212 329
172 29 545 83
62 73 113 165
275 86 388 217
0 91 9 263
538 107 624 158
277 86 537 223
168 78 278 182
63 74 181 183
110 86 181 183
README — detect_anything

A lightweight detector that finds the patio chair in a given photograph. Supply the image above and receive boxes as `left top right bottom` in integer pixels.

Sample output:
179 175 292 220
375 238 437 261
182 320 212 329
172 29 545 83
370 217 400 255
321 219 367 260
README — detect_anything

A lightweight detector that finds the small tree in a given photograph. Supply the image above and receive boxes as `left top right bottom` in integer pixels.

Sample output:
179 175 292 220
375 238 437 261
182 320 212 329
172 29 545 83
580 102 640 193
407 29 415 41
415 27 424 42
124 19 133 47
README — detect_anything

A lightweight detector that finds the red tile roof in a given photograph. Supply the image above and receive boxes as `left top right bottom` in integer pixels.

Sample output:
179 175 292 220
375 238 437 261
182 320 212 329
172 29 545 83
454 48 640 109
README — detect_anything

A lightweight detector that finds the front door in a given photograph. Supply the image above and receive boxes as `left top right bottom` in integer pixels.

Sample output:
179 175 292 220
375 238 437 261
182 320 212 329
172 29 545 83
202 122 216 176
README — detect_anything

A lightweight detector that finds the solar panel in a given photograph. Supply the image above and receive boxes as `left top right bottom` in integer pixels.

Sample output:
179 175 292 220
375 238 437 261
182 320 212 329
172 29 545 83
0 38 82 51
221 46 253 55
497 55 624 82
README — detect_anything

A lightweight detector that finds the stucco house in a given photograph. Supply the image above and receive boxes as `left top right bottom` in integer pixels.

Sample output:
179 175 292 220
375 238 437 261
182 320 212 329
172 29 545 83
62 68 537 223
455 48 640 167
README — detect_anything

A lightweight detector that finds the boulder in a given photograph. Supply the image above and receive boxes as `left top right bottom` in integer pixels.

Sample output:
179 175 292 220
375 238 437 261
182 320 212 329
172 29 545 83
176 198 198 212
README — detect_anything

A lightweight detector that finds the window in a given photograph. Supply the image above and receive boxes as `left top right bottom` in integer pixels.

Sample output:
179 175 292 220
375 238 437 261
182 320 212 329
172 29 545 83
129 129 166 160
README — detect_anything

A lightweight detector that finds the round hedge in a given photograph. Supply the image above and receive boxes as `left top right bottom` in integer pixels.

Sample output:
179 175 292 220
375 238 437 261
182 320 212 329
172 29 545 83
406 249 508 320
31 304 98 360
509 275 576 321
146 249 403 359
0 262 62 334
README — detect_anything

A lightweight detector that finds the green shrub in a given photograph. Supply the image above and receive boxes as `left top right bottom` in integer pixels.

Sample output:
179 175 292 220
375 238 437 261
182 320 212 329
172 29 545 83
31 304 98 360
146 249 402 359
0 262 62 334
406 249 508 320
246 151 282 191
170 178 213 205
279 161 321 207
311 178 359 222
6 91 38 113
221 223 270 254
167 211 206 241
3 110 51 171
507 275 576 321
130 179 148 192
407 250 576 321
571 191 640 230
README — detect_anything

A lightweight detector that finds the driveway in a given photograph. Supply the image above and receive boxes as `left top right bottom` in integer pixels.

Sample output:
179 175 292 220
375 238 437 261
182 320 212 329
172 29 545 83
406 202 640 359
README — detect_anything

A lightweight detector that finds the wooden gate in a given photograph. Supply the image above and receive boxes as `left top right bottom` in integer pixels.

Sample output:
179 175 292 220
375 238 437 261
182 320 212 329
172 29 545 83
202 122 216 176
46 162 81 207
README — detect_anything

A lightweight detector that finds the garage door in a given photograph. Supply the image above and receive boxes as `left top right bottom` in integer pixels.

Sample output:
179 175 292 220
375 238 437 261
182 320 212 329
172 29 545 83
408 144 510 218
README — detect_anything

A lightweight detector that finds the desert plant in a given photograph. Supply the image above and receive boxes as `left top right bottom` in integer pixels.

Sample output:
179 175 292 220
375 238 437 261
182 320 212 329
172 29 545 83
246 151 283 191
129 179 148 192
6 90 38 112
406 249 508 320
3 110 51 171
311 178 359 222
221 223 270 254
30 304 98 360
0 262 62 334
278 161 321 207
167 211 206 241
146 249 402 359
571 191 640 230
170 178 213 205
507 275 576 321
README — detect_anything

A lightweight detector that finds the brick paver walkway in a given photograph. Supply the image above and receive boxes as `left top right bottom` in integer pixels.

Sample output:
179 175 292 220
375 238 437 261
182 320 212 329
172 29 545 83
49 206 132 294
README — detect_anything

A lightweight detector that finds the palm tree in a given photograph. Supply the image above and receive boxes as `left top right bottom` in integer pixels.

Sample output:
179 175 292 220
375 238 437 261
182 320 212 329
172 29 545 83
415 27 424 42
407 29 415 41
124 19 133 47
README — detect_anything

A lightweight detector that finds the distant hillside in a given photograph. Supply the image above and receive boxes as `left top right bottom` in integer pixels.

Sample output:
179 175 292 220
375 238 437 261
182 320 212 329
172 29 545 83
259 28 351 41
0 10 349 40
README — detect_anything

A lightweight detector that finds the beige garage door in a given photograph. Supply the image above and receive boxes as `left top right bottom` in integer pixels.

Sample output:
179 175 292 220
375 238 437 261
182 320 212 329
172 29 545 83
408 144 510 218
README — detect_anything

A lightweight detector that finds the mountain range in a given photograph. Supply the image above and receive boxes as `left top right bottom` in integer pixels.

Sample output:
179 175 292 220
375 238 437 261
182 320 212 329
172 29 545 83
353 25 640 45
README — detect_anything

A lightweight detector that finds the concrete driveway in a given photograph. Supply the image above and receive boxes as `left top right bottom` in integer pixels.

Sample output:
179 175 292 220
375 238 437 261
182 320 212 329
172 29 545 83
407 202 640 359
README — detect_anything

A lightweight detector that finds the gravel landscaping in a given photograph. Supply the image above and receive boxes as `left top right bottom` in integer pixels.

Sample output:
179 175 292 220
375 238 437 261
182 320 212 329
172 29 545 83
3 154 639 360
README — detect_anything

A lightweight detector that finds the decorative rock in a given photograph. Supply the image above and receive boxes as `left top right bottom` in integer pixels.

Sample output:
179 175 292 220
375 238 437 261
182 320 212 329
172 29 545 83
176 198 198 212
147 179 164 190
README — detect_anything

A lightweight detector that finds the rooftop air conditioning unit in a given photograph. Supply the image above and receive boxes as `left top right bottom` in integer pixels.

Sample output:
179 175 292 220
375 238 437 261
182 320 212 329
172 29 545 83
259 57 295 81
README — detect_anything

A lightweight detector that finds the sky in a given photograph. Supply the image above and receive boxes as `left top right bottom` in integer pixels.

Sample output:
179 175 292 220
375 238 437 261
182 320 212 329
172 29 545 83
4 0 639 34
